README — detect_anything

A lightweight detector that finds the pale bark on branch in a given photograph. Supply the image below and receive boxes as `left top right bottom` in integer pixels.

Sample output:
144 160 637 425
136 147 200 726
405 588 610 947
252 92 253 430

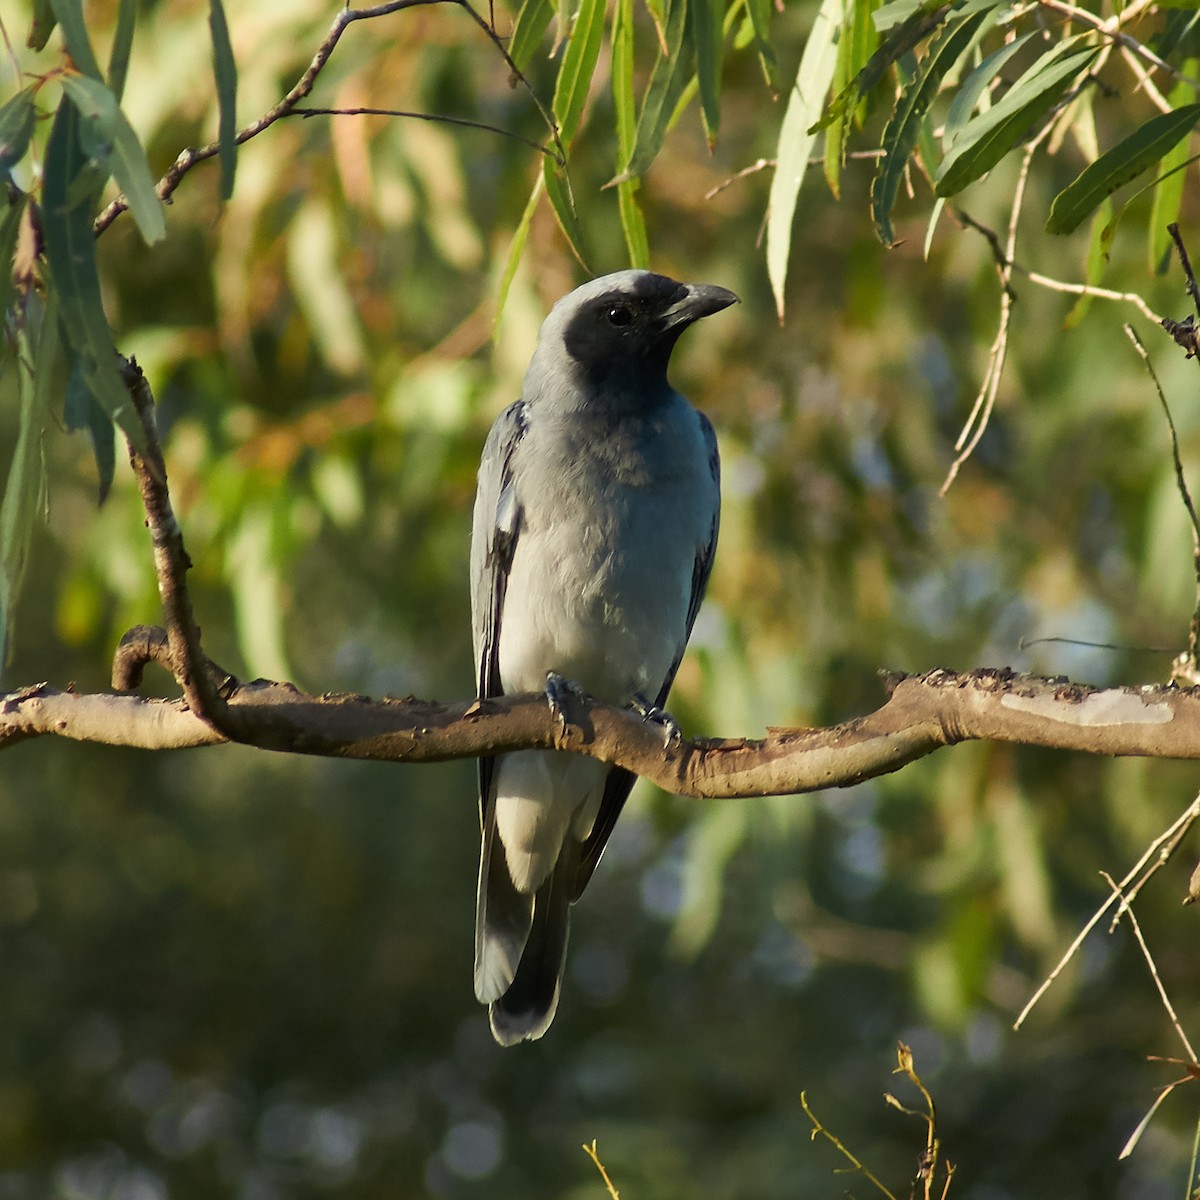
2 668 1197 799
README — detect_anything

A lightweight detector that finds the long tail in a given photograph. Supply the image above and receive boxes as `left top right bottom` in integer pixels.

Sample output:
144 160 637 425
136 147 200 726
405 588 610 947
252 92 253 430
474 816 574 1045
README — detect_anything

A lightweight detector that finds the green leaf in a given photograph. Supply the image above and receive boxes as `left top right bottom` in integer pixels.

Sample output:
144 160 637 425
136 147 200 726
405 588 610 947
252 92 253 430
209 0 238 200
766 0 840 320
824 0 880 198
0 195 26 316
811 1 951 134
744 0 776 87
872 9 991 246
614 0 691 183
493 170 544 338
509 0 554 72
63 357 117 505
0 91 37 181
942 31 1036 151
1150 65 1199 273
1046 103 1200 235
543 157 589 268
935 41 1098 197
688 0 724 149
107 0 137 102
0 303 56 673
552 0 606 146
48 0 103 79
26 0 57 51
1063 197 1112 328
41 99 145 459
61 74 166 245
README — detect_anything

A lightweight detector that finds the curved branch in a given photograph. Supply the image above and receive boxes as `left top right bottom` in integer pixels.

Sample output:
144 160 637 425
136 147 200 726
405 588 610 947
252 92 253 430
4 669 1200 798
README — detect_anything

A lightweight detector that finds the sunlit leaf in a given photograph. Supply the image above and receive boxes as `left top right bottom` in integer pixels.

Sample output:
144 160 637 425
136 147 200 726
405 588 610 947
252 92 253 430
872 9 991 246
551 0 606 146
935 41 1098 197
107 0 137 102
493 171 543 337
509 0 554 71
744 0 776 87
209 0 238 200
942 31 1036 151
1150 66 1199 272
1063 197 1112 328
60 75 166 245
811 1 951 135
26 0 56 51
688 0 724 149
1047 104 1200 235
41 99 145 460
824 0 880 198
543 156 589 268
48 0 103 79
766 0 840 320
0 90 37 181
613 0 691 183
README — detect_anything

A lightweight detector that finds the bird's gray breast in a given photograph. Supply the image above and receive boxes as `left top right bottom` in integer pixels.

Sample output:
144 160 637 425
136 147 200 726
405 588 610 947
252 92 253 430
497 396 717 702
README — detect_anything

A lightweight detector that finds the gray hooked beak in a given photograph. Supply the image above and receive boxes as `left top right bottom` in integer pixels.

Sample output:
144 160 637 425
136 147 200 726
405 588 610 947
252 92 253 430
661 283 740 330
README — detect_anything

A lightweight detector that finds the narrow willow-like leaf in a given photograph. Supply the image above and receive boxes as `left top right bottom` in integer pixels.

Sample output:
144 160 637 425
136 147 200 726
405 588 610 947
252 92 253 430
41 100 145 458
64 359 116 505
942 31 1034 150
1063 197 1112 328
872 10 990 246
48 0 103 79
0 195 26 316
61 75 166 244
0 303 56 672
552 0 606 145
509 0 554 71
27 0 57 51
824 0 880 197
0 91 36 181
766 0 840 320
543 157 589 268
810 2 950 134
493 171 544 338
1047 103 1200 235
614 0 691 183
688 0 723 149
643 0 669 53
208 0 238 200
107 0 137 102
1150 65 1199 272
935 42 1098 197
611 0 647 264
744 0 776 87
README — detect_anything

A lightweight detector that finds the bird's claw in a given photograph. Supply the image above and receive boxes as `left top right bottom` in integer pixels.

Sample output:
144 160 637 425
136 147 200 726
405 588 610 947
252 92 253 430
631 693 683 748
545 672 586 734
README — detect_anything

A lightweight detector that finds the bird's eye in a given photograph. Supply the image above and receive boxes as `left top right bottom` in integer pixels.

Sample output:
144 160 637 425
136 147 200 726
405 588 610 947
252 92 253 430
606 305 633 327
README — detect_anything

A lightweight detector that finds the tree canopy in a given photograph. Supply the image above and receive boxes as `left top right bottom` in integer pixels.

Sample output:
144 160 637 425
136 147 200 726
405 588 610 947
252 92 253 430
3 0 1200 1196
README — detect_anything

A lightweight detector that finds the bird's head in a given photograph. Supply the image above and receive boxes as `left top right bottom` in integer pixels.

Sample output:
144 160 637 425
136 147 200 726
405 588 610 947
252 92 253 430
525 270 739 405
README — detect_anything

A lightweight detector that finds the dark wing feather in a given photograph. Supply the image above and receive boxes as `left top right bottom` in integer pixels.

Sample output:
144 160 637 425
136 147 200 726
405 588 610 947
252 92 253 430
570 412 721 901
470 401 529 826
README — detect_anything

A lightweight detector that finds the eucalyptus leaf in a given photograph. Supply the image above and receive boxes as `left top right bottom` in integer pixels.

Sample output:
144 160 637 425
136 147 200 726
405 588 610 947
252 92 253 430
209 0 238 200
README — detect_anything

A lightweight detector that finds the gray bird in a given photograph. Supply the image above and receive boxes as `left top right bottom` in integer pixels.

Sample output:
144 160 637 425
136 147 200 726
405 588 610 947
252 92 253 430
470 269 737 1045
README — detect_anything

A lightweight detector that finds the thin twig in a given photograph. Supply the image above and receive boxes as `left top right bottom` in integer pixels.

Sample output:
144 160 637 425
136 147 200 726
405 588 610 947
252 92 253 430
581 1142 621 1200
1014 794 1200 1030
1168 224 1200 318
288 106 557 158
1037 0 1200 91
1124 324 1200 678
93 0 563 236
1102 871 1198 1061
802 1091 899 1200
1119 44 1172 114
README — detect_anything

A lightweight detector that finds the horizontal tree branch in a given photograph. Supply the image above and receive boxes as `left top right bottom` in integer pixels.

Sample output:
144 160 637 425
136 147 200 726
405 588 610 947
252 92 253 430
3 668 1197 798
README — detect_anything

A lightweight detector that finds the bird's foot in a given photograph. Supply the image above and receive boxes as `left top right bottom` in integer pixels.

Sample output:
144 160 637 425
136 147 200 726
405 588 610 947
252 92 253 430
630 693 683 748
545 672 587 735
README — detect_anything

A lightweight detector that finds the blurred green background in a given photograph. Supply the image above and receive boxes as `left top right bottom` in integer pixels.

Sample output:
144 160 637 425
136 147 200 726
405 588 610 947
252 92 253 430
3 0 1200 1196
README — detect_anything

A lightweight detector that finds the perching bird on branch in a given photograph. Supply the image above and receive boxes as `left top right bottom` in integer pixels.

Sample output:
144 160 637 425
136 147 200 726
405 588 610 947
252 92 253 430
470 270 737 1044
